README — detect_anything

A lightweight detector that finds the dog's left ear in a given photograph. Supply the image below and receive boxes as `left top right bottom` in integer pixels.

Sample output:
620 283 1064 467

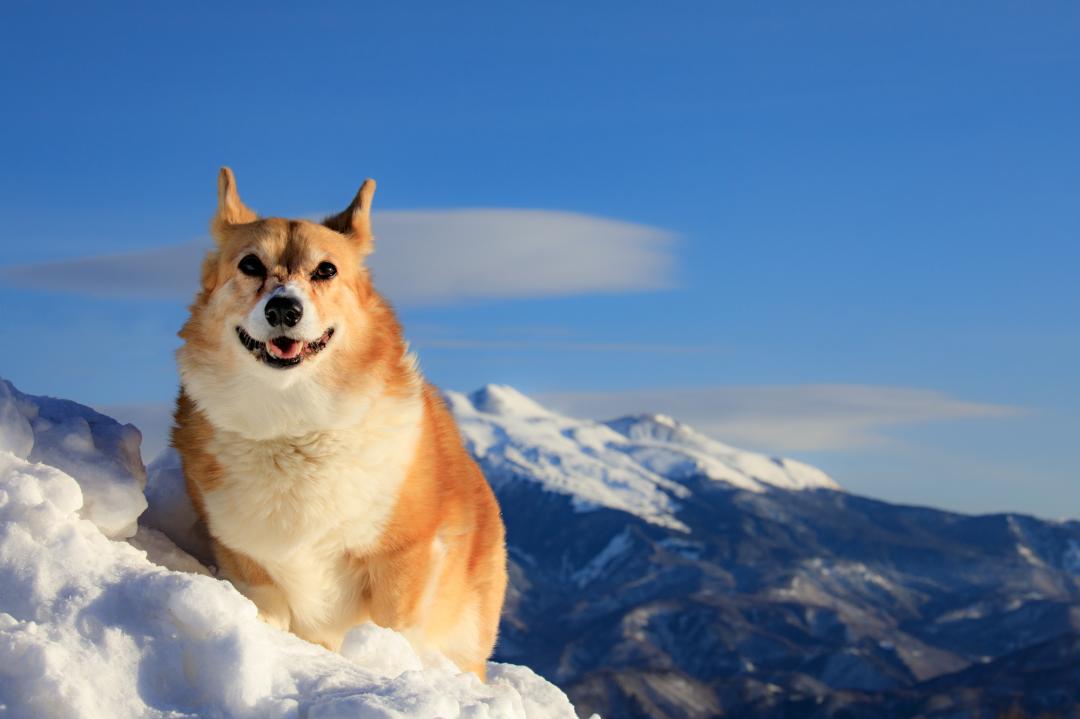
323 179 376 253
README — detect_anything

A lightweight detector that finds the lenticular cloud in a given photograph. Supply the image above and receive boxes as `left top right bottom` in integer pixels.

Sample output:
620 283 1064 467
0 208 677 305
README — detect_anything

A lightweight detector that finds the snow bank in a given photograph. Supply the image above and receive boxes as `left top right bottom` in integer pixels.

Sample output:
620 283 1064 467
141 447 206 563
0 379 146 539
0 378 580 719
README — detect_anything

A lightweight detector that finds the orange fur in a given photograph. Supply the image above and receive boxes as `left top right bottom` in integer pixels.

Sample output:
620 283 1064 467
172 168 507 678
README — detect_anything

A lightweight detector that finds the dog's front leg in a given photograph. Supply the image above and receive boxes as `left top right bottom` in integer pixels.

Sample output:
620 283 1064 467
212 538 292 631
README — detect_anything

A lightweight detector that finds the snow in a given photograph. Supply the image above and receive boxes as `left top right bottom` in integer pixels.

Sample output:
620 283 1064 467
0 378 580 719
448 384 840 532
141 448 205 562
657 537 705 561
1064 540 1080 576
571 528 633 588
447 386 692 531
604 412 839 491
0 379 146 540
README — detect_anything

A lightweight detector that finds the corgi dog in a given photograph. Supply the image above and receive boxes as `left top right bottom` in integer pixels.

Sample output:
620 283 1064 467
172 168 507 679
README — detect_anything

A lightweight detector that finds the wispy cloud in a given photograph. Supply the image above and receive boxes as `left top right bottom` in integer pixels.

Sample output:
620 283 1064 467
536 385 1025 452
0 209 677 305
111 384 1024 463
1 241 207 300
416 338 713 353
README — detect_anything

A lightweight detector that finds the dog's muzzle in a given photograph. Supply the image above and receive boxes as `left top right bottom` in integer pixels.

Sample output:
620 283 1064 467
236 326 335 369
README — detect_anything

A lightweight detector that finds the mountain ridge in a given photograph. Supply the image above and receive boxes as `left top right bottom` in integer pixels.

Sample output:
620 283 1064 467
448 384 1080 718
446 384 840 535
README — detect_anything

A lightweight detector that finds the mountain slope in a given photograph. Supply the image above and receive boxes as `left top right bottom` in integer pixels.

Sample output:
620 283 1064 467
447 386 1080 719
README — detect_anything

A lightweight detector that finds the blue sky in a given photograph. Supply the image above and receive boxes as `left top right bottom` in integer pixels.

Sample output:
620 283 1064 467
1 2 1077 518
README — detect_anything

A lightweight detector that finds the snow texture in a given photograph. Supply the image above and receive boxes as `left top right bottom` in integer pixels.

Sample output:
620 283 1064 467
447 384 839 532
571 528 633 588
0 378 579 719
0 379 146 539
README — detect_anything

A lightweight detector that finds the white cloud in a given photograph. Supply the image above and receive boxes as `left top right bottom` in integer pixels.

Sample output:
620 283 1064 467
416 338 711 353
0 209 676 305
535 385 1024 452
373 210 676 302
1 241 206 300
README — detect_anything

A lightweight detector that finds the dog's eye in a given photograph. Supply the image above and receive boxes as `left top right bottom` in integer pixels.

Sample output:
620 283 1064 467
238 254 266 277
312 262 337 281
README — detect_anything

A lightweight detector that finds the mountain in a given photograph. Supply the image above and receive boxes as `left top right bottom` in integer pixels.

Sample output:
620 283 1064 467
448 385 1080 719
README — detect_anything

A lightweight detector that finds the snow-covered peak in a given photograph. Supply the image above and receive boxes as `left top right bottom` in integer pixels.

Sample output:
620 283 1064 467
465 384 555 418
605 412 840 493
606 412 737 449
447 386 841 532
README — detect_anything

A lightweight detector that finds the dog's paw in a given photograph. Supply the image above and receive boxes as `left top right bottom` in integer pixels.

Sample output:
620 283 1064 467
238 583 292 632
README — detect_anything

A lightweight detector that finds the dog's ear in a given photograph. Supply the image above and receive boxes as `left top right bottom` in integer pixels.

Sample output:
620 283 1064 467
212 167 257 237
323 179 376 252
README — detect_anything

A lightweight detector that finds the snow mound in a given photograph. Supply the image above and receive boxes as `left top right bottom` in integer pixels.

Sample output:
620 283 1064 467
0 378 146 539
0 379 579 719
447 384 839 532
141 446 206 562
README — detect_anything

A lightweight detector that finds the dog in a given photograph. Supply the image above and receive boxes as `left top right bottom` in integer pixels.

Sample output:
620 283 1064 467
172 168 507 679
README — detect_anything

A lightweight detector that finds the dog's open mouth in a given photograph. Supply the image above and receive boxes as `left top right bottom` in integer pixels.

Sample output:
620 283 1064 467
236 326 335 369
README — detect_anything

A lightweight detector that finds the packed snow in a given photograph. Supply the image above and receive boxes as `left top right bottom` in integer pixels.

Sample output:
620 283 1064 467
0 379 580 719
448 384 840 532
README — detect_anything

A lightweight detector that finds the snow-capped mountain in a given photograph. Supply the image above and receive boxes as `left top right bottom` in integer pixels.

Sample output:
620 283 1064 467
450 386 1080 719
446 385 838 532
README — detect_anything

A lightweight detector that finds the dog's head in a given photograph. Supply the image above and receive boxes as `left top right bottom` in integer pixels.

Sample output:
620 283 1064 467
178 168 414 437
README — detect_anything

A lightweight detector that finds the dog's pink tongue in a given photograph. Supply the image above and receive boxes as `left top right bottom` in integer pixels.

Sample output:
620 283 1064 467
268 337 302 359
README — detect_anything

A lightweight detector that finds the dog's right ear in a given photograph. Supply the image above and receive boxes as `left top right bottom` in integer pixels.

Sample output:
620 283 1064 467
211 167 257 238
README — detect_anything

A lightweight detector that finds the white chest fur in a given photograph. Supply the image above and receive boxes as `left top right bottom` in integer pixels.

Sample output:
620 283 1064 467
200 391 423 630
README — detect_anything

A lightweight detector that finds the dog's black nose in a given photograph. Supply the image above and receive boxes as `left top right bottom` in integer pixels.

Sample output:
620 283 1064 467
265 296 303 328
